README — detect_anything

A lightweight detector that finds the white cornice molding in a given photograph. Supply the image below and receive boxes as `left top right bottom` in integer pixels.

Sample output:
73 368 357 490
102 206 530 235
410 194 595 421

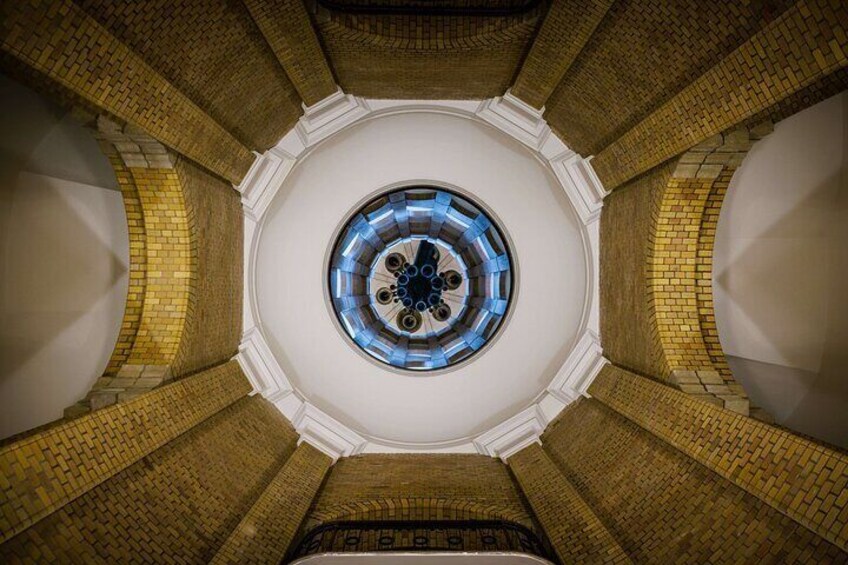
296 88 370 148
474 91 607 224
471 331 608 462
472 404 547 462
237 148 297 222
475 91 551 152
236 89 369 223
293 403 367 462
548 329 607 404
236 327 295 403
549 153 608 223
237 91 607 457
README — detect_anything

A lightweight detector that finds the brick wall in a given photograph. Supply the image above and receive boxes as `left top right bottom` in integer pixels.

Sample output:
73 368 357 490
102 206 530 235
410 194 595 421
509 443 630 564
589 365 848 554
511 0 612 110
76 0 302 151
212 443 333 564
127 166 193 365
314 4 543 99
0 361 251 545
600 162 670 379
243 0 338 106
539 395 846 562
601 123 778 414
307 454 535 530
0 0 255 183
98 142 147 377
171 158 243 378
66 126 243 417
1 394 298 563
543 0 791 156
592 0 848 189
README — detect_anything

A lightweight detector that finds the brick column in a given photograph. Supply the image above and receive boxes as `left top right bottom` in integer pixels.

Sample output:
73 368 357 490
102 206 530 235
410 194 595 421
211 443 333 564
243 0 338 106
0 0 254 183
509 443 631 564
0 361 251 545
591 0 848 190
589 364 848 553
511 0 613 109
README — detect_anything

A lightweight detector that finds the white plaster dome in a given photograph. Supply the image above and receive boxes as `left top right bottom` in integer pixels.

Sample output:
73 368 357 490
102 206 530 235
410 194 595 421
246 98 600 454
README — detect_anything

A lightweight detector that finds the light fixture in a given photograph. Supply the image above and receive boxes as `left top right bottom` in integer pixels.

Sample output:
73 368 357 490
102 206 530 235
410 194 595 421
329 186 513 371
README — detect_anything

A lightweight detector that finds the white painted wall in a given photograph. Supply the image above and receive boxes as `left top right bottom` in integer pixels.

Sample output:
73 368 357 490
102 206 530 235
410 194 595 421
0 74 128 439
714 92 848 448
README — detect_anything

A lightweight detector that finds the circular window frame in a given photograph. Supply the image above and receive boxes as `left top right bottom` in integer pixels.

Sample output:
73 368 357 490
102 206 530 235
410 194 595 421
323 179 520 376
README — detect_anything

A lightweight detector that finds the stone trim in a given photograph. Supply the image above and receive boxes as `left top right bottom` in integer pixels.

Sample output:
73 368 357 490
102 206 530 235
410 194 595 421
293 403 367 461
94 115 175 169
473 405 547 461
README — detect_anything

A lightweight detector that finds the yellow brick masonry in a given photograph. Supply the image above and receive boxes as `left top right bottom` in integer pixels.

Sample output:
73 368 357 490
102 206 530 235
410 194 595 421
592 0 848 189
315 5 542 100
541 397 845 561
1 395 298 562
127 167 192 365
307 454 535 529
99 145 147 376
243 0 338 106
211 443 333 564
509 443 631 564
589 365 848 553
0 361 251 545
0 0 255 183
650 175 716 375
512 0 614 110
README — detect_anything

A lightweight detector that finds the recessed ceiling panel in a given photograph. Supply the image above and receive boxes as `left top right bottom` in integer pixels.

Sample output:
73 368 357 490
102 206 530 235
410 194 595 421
255 110 588 446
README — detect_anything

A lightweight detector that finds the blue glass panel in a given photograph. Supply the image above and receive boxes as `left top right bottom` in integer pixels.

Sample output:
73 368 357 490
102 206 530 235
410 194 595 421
329 187 513 372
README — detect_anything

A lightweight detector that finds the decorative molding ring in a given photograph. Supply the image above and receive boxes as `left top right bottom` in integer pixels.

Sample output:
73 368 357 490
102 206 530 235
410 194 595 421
236 90 607 458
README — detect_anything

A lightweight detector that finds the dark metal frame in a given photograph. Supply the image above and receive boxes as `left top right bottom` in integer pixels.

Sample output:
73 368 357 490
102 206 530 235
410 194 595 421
287 519 557 563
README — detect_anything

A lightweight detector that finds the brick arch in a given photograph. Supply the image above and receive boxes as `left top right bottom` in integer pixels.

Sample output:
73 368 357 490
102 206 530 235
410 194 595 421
65 115 242 419
315 12 540 50
311 2 543 99
645 122 775 416
306 497 537 531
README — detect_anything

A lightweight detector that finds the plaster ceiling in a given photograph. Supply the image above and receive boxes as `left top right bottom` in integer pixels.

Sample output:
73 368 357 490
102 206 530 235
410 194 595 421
238 93 607 457
255 109 586 448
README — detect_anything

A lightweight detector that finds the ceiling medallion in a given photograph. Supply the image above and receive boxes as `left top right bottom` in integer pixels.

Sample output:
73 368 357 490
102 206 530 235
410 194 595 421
329 187 514 371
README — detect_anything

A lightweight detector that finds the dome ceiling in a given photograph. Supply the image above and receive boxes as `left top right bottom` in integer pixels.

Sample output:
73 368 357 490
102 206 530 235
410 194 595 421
244 96 604 454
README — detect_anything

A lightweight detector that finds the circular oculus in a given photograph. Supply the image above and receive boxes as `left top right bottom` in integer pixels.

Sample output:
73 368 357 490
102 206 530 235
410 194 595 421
328 186 514 371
